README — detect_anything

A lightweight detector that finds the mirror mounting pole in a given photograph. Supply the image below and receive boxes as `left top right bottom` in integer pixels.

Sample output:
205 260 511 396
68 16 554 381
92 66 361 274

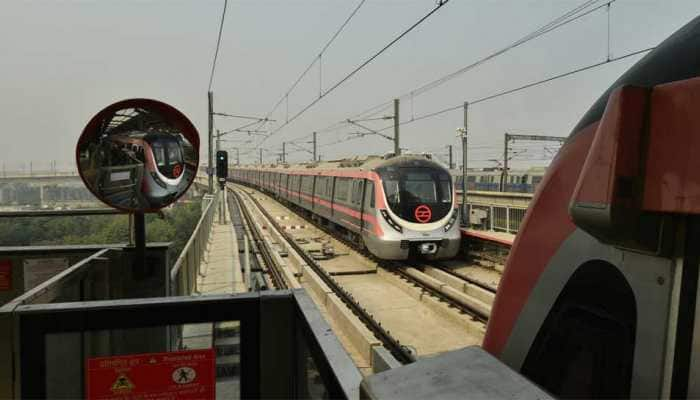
134 211 146 270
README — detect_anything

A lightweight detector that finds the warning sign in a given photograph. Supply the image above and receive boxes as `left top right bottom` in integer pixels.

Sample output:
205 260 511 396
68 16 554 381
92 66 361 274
0 260 11 291
86 348 216 399
23 257 69 291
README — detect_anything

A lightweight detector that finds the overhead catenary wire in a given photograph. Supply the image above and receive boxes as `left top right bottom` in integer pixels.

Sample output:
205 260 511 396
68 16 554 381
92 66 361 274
253 0 452 150
343 0 609 121
257 0 368 126
208 0 228 92
283 0 612 146
369 46 655 133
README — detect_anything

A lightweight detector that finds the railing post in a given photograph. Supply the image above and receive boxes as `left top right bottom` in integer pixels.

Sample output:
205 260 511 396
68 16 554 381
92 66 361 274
506 206 511 233
489 206 494 231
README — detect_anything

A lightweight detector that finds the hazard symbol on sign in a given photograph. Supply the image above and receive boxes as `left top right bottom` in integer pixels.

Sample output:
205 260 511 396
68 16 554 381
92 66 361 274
86 348 215 399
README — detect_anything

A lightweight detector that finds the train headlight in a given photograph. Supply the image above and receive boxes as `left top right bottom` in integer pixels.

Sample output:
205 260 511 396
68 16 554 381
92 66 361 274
444 209 458 232
380 209 403 233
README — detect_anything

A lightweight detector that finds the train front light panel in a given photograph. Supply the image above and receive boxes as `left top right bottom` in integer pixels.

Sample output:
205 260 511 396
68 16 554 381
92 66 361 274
380 209 403 233
443 209 458 232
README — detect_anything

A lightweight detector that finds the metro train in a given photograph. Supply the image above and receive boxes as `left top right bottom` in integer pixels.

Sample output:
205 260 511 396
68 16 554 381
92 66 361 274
90 131 190 207
451 166 546 193
483 16 700 398
230 154 460 260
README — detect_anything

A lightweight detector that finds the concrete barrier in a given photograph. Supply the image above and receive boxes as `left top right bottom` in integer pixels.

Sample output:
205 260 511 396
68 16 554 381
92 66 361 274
326 294 381 362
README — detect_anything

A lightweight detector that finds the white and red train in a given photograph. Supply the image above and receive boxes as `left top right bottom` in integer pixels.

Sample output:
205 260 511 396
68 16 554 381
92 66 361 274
230 154 460 260
484 16 700 399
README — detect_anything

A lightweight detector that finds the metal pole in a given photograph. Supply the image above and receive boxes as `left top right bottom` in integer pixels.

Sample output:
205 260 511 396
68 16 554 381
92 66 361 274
313 132 317 162
236 148 240 165
448 145 453 169
208 91 214 193
502 133 509 192
462 102 469 226
282 142 286 164
259 148 263 164
244 235 251 291
393 98 400 156
134 212 146 270
216 129 221 158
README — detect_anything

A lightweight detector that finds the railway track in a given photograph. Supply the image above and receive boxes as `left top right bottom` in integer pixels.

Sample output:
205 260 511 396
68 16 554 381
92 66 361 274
231 185 416 364
229 183 489 371
229 188 287 290
235 184 498 323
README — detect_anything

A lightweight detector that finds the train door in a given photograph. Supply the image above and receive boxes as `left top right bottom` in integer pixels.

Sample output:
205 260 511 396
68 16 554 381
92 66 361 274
360 180 370 233
330 177 336 218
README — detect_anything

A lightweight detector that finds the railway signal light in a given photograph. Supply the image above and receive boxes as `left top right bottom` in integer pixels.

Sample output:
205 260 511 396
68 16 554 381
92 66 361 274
216 150 228 184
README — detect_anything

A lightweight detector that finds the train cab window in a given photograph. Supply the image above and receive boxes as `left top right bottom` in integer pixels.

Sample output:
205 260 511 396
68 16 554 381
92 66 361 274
404 172 437 203
521 261 636 399
153 144 166 167
378 167 452 223
439 173 451 203
150 137 184 178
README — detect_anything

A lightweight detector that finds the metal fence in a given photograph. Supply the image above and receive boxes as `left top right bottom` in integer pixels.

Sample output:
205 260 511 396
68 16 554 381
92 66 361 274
466 203 528 234
169 193 219 296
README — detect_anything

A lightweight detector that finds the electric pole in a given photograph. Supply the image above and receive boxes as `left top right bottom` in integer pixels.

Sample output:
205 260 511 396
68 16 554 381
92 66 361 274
208 91 214 193
216 129 221 158
456 102 469 226
502 133 509 192
313 132 317 162
394 98 400 156
282 142 286 164
448 145 453 169
236 148 240 165
259 148 263 164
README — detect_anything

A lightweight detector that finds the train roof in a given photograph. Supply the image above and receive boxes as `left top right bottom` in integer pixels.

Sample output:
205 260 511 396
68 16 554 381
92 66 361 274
449 166 546 176
237 153 447 173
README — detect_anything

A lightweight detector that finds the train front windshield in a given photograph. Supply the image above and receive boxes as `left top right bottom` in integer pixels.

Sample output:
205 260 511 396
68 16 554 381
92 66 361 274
150 137 184 179
381 167 452 223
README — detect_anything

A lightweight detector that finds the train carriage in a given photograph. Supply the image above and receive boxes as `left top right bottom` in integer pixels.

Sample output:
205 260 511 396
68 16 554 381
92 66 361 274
230 154 461 260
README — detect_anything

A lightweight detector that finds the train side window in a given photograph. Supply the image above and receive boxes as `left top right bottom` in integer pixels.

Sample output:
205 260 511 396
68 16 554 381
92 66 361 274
521 260 636 398
335 178 349 203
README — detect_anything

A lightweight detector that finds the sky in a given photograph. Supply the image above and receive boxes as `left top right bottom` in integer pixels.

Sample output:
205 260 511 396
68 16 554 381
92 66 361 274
2 0 699 172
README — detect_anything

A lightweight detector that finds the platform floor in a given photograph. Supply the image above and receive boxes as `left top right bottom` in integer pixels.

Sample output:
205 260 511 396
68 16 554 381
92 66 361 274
198 203 246 295
461 228 515 246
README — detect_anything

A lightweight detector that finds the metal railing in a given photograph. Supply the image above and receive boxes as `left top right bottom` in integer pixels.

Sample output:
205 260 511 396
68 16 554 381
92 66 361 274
169 193 219 296
466 203 528 234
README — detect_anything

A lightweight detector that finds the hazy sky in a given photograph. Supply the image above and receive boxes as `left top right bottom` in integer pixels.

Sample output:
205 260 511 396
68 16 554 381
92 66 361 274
2 0 699 172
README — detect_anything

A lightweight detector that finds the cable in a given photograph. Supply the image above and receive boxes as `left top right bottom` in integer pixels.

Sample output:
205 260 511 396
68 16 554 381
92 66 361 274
208 0 228 92
256 0 452 147
282 0 610 146
371 46 654 132
258 0 367 125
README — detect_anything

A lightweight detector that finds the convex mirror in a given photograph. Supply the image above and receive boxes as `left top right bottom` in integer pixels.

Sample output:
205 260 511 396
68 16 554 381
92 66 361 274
76 99 199 212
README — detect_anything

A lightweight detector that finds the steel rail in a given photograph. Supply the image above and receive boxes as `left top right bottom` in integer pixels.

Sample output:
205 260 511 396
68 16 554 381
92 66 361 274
229 187 287 290
234 183 416 365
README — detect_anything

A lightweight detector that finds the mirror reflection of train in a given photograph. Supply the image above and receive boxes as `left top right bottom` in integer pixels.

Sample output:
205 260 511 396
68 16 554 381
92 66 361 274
76 100 199 212
104 132 188 205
